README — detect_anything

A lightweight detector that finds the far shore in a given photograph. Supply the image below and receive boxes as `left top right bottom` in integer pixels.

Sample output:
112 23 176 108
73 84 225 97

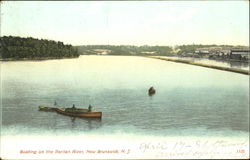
0 56 79 61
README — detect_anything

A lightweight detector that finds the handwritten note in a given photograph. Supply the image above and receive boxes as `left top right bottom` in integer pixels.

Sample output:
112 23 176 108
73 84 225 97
138 139 248 159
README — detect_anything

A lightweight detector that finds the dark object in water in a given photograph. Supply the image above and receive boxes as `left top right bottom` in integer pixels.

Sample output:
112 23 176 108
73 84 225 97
148 86 156 95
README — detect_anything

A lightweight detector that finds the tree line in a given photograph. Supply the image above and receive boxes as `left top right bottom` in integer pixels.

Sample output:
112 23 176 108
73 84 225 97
76 44 236 56
0 36 79 59
76 45 174 56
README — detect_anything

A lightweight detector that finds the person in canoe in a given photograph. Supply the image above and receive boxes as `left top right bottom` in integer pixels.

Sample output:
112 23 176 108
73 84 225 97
148 86 156 95
88 104 92 112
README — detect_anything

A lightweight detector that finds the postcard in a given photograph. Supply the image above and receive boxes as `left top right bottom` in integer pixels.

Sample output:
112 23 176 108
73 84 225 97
0 1 249 159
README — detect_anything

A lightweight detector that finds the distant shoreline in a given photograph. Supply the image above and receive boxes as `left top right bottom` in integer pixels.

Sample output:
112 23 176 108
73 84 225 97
0 56 79 61
147 56 250 75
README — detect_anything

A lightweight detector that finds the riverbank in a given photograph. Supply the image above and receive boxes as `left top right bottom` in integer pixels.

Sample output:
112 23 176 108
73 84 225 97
0 56 79 61
147 56 249 75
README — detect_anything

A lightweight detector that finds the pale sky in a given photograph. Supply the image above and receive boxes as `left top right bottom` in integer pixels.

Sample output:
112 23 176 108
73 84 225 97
1 1 249 46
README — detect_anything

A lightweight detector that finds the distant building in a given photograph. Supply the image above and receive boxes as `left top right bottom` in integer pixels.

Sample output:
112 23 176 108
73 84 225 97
196 47 223 54
195 48 210 58
230 49 250 60
94 49 111 55
195 46 249 60
141 51 156 55
196 48 210 54
221 49 231 55
97 51 108 55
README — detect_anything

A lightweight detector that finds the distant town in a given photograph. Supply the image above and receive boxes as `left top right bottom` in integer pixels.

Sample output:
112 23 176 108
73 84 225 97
76 45 250 62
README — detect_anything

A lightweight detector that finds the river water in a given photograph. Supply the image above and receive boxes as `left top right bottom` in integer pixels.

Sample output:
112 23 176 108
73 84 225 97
1 55 249 159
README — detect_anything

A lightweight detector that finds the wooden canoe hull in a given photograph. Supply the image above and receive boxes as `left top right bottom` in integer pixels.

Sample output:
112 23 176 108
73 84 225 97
39 106 57 111
148 90 156 95
56 108 102 118
148 90 155 94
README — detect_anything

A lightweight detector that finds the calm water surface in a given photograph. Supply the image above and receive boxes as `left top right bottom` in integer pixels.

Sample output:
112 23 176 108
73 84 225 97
1 55 249 137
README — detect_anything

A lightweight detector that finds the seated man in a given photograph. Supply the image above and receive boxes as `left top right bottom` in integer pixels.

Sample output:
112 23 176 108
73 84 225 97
88 104 92 112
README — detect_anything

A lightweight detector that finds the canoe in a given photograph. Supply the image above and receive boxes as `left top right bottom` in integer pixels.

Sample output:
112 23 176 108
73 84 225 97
39 105 57 111
148 87 156 95
38 106 102 118
148 88 156 95
56 108 102 118
148 90 155 94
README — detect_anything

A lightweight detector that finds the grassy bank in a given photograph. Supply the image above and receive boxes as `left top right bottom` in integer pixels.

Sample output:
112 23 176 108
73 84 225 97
147 56 249 75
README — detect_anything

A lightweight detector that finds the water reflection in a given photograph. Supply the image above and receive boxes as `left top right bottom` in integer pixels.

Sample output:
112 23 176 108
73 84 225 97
148 93 155 97
229 61 249 69
86 118 102 130
70 116 102 130
166 56 249 70
198 58 248 70
71 117 76 128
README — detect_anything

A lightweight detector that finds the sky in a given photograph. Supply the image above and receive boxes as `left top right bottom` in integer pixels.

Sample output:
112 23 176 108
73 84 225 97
0 1 249 46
